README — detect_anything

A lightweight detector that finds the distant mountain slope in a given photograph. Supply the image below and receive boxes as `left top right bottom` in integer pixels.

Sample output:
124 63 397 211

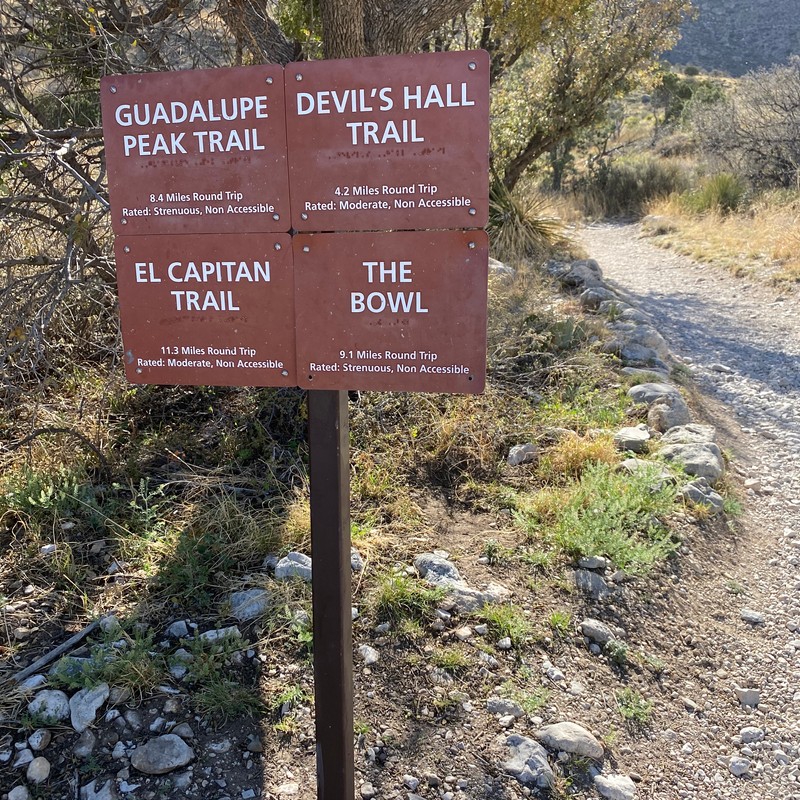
665 0 800 76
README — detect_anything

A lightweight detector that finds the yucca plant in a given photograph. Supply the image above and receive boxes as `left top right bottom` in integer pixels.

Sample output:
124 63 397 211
487 179 565 262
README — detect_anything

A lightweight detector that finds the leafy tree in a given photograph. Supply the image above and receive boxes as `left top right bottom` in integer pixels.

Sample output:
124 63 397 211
493 0 692 191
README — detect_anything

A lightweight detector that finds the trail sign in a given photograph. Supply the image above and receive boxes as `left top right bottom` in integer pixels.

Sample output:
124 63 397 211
294 230 488 392
285 50 490 232
114 233 295 386
100 66 290 236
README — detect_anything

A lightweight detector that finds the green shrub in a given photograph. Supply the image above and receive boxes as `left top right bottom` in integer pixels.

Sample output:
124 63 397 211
681 172 747 214
578 156 690 217
488 180 565 262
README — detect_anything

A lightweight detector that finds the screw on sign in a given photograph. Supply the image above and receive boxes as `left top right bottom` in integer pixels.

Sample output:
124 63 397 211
285 49 490 232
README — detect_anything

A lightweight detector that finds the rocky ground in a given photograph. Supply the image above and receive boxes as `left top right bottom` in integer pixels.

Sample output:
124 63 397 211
2 221 799 800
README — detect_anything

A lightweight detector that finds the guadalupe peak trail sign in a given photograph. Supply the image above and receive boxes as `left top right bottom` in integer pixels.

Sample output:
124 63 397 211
285 49 490 232
114 232 296 386
294 230 488 393
100 65 290 236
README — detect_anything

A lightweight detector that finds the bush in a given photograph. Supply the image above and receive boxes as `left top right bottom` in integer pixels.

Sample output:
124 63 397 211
681 172 747 214
692 57 800 188
577 156 691 217
487 181 566 262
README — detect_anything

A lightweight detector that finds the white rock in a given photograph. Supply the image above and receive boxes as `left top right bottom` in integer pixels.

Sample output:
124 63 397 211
28 689 70 723
198 625 241 644
729 757 750 777
595 773 637 800
535 722 603 760
358 645 379 666
9 787 31 800
27 729 51 751
274 552 312 581
130 734 194 774
70 682 110 732
507 443 539 466
26 755 51 784
228 588 271 621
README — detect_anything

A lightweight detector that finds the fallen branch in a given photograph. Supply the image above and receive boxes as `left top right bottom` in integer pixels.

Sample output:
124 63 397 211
3 426 110 474
12 618 101 684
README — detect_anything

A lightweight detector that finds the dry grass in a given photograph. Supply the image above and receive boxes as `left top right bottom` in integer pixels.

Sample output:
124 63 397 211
643 191 800 285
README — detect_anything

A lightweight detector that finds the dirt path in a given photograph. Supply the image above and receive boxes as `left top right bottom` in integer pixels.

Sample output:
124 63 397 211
580 221 800 800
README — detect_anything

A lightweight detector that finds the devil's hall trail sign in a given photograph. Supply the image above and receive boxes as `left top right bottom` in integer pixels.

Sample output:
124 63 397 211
101 48 489 800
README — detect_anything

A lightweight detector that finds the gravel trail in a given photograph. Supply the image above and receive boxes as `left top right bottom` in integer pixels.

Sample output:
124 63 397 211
581 221 800 799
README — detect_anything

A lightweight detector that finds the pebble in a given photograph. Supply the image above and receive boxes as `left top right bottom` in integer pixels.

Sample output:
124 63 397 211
26 756 51 783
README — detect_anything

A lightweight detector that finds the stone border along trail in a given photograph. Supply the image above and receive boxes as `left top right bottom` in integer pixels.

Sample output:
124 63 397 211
580 221 800 800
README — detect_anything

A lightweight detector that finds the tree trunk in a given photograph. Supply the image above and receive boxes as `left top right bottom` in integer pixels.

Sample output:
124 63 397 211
321 0 366 58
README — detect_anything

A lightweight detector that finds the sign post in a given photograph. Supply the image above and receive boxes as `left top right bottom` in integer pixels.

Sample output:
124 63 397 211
100 49 489 800
308 390 353 800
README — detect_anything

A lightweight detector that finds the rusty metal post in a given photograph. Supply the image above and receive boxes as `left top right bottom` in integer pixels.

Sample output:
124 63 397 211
308 389 354 800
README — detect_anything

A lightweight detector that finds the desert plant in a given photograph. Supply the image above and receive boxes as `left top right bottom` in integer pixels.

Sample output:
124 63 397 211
682 173 747 214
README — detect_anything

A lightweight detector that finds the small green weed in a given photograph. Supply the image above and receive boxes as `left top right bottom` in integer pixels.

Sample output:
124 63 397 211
616 687 653 726
371 573 445 624
604 640 629 667
519 547 557 572
430 647 471 675
481 538 512 565
547 610 572 638
499 680 550 714
518 462 678 574
476 604 532 649
273 683 309 713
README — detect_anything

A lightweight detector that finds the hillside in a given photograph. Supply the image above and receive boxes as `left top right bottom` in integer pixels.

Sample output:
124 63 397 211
665 0 800 76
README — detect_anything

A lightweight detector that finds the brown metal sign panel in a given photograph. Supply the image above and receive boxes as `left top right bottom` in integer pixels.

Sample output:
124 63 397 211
115 233 295 386
285 50 490 233
293 230 488 393
101 66 290 236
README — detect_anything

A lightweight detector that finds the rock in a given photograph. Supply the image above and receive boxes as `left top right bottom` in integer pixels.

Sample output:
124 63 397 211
130 734 194 774
578 556 608 570
613 425 651 453
80 779 118 800
275 551 313 581
620 366 669 381
28 729 52 751
9 787 31 800
167 619 189 639
503 734 555 789
661 423 716 444
741 609 765 625
171 722 195 739
535 721 604 760
487 697 525 718
580 286 619 309
18 674 47 692
26 755 51 783
497 636 513 650
229 588 271 621
358 644 379 666
574 569 611 601
198 625 241 644
559 260 603 289
728 757 750 777
507 443 539 466
595 773 637 800
70 682 109 732
489 257 515 279
680 478 724 514
404 775 420 790
454 626 473 641
660 442 724 483
735 687 760 707
580 618 616 645
627 383 681 406
28 689 70 723
414 553 463 585
275 782 300 796
351 548 365 572
647 393 691 432
13 749 33 768
73 729 97 758
740 726 764 743
360 783 377 799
